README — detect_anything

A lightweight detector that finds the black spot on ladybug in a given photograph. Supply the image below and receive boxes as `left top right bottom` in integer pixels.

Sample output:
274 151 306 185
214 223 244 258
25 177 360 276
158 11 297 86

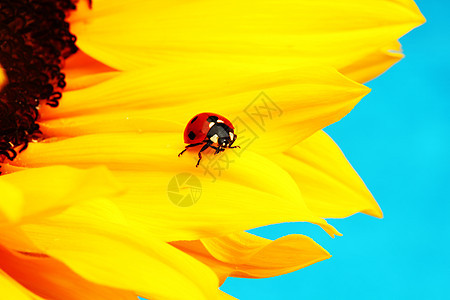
207 116 219 122
190 116 198 124
188 131 196 140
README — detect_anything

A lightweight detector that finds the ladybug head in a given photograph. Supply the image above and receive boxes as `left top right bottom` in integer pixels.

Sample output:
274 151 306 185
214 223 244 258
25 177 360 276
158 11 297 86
218 131 236 148
218 137 230 147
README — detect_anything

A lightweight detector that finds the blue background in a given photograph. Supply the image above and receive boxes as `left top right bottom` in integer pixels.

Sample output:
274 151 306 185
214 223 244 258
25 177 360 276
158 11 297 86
222 1 450 299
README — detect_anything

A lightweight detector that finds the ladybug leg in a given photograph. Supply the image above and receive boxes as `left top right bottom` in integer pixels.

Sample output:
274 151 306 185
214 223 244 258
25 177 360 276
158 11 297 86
216 148 225 155
228 138 240 149
229 136 237 146
178 142 204 157
210 145 225 155
196 142 212 167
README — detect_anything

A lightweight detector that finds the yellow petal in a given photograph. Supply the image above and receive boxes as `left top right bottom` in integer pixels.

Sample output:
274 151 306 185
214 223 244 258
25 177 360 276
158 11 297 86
20 198 219 300
65 71 119 92
70 0 424 76
272 130 382 219
0 272 34 300
172 240 232 286
39 110 182 137
0 245 137 300
40 65 369 153
0 166 125 253
0 226 42 254
340 41 404 83
173 232 330 281
0 166 123 224
0 180 23 224
63 50 119 91
9 132 339 239
218 290 238 300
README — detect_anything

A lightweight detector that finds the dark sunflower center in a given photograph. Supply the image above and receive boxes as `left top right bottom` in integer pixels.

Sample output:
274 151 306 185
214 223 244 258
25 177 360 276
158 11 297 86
0 0 80 162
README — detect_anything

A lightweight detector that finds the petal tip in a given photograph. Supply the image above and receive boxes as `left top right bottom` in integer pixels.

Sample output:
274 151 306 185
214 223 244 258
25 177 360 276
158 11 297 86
365 204 384 219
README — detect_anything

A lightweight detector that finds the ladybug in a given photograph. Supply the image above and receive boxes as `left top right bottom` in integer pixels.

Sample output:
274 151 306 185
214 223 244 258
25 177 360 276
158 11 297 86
178 112 240 167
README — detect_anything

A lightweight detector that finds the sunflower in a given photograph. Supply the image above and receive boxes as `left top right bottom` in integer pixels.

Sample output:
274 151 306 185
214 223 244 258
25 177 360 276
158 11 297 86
0 0 424 299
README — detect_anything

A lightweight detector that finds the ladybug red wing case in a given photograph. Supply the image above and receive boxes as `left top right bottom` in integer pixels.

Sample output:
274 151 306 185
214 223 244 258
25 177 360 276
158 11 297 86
183 113 212 144
183 112 234 144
